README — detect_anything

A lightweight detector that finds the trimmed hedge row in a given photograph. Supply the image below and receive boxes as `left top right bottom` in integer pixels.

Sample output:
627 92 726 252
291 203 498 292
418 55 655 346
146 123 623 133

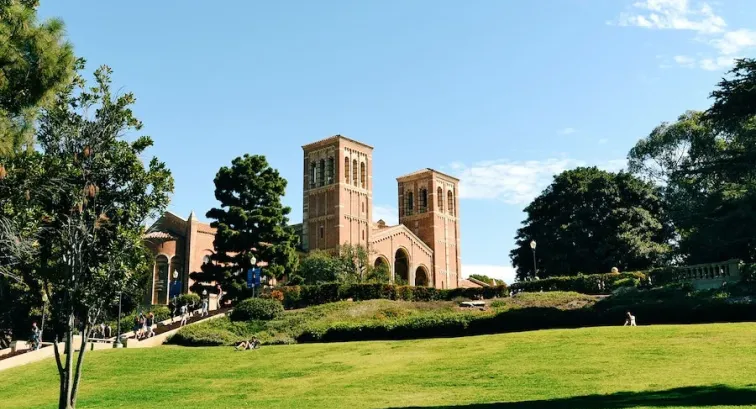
508 272 647 295
230 298 284 321
296 298 756 343
274 283 509 310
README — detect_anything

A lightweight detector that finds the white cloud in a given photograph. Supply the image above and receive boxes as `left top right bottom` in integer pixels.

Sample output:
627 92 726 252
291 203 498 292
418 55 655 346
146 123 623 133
615 0 726 34
598 138 609 144
558 127 577 135
464 264 517 285
613 1 754 71
372 204 398 226
453 157 625 205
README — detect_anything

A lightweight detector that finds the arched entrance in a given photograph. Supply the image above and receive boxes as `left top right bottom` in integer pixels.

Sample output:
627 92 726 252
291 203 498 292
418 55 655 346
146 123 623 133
394 248 409 285
415 266 429 287
374 256 391 283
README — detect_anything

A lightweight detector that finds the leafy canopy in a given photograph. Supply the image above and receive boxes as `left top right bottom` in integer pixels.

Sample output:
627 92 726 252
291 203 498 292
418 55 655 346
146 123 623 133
510 167 672 280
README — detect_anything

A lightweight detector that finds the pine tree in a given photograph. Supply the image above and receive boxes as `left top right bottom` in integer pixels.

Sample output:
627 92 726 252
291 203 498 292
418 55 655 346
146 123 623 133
191 154 299 300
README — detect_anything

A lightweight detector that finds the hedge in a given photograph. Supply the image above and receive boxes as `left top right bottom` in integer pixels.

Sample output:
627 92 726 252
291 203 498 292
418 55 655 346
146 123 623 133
508 272 648 295
296 297 756 343
275 283 509 310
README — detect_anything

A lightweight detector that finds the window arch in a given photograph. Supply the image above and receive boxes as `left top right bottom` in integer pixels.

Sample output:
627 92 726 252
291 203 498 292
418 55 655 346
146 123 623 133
352 159 358 185
327 157 334 184
447 190 455 216
309 162 316 188
318 159 325 187
437 187 444 212
419 188 428 213
344 157 350 183
360 162 366 188
406 191 414 216
202 255 211 265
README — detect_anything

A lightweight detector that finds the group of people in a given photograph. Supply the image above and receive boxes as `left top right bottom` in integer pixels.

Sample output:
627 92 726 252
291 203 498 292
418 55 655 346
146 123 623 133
90 323 113 340
133 312 156 340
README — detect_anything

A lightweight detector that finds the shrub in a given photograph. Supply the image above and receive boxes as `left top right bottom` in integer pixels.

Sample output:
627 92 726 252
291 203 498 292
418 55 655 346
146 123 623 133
509 272 646 295
176 293 201 307
230 298 284 321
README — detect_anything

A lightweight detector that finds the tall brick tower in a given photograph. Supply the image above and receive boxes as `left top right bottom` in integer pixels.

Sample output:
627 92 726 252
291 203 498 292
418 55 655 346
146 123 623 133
301 135 373 252
397 169 461 289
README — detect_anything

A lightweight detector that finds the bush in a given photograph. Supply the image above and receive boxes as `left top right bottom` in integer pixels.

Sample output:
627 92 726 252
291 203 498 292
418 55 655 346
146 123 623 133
169 317 263 346
230 298 284 321
176 293 201 307
509 272 647 295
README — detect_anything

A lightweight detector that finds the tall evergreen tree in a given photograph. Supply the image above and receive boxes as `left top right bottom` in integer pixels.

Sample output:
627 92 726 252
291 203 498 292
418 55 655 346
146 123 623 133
192 154 299 301
0 0 76 154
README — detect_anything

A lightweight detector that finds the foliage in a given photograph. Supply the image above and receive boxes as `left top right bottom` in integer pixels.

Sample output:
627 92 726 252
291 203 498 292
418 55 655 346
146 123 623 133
509 272 648 295
275 283 509 310
0 65 173 409
296 244 391 285
0 0 76 154
190 154 299 301
510 167 672 280
174 293 201 307
229 298 284 322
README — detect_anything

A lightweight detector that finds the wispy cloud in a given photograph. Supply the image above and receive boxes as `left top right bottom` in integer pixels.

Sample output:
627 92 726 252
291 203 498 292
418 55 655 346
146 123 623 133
558 127 577 135
452 157 625 205
598 138 609 144
464 264 517 285
612 0 756 71
372 204 398 226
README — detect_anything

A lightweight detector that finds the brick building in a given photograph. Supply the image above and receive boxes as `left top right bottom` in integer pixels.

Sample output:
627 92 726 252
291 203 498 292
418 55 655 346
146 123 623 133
300 135 462 289
143 134 463 305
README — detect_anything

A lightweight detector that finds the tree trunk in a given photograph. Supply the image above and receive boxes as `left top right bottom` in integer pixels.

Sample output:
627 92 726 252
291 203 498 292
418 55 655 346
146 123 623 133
56 313 76 409
69 323 89 407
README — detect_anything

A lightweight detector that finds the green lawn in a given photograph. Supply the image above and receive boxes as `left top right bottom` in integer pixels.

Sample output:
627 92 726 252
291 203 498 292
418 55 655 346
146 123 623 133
3 323 756 408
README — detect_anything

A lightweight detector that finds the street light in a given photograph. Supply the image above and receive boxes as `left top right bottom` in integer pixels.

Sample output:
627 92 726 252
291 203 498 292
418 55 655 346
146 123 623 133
113 290 123 348
530 240 537 279
40 292 48 345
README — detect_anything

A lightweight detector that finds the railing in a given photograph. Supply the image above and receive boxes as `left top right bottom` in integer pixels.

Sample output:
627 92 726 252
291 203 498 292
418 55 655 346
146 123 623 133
649 259 742 289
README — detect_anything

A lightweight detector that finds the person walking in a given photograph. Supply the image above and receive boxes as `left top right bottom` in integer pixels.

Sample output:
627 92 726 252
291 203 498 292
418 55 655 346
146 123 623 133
145 313 155 338
201 295 209 317
179 304 189 327
30 322 41 350
216 284 223 310
624 311 637 327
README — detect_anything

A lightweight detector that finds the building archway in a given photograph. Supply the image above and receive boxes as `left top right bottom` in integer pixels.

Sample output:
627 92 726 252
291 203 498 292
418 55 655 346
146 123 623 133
153 255 169 305
415 266 429 287
394 248 409 285
374 255 390 282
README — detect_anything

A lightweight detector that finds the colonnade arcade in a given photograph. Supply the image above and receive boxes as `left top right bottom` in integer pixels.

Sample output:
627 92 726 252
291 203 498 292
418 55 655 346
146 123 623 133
373 248 431 287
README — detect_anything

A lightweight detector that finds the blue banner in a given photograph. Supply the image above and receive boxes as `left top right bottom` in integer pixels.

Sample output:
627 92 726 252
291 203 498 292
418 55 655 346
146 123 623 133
246 269 254 289
253 267 261 286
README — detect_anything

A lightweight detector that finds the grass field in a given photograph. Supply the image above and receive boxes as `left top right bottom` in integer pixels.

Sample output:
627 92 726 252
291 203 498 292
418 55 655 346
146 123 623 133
2 323 756 408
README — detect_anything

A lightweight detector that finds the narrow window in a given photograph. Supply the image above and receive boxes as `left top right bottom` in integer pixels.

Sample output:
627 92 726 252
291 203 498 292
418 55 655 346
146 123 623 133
447 190 455 216
437 187 444 212
360 162 366 188
419 188 428 213
352 159 358 185
318 159 325 187
406 191 414 216
327 157 334 184
319 226 324 239
310 162 316 188
344 157 350 183
362 230 365 240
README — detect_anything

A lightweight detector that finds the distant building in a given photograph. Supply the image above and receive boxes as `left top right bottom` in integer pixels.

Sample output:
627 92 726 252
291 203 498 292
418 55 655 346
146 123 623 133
143 135 464 305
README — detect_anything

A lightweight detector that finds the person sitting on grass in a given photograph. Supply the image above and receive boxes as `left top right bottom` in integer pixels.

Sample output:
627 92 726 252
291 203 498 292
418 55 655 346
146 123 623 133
234 337 261 351
624 311 637 327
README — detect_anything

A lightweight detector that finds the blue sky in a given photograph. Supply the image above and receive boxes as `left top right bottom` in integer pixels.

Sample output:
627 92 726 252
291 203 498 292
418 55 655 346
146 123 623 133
39 0 756 283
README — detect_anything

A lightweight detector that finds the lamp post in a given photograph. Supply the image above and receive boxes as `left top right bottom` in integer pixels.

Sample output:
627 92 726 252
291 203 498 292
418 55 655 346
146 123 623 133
113 290 123 348
530 240 537 279
250 255 257 298
40 292 48 344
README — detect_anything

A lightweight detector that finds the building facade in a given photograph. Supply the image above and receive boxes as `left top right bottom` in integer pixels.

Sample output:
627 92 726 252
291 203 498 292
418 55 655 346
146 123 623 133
143 134 463 304
301 135 462 289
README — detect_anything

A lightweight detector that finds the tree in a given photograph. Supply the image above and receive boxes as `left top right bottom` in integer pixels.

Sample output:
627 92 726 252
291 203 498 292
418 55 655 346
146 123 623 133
0 65 173 409
510 167 672 281
296 244 391 285
192 154 299 301
0 0 76 154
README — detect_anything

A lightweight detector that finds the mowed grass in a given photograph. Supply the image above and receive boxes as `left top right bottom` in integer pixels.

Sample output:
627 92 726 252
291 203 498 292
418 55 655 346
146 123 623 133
3 323 756 408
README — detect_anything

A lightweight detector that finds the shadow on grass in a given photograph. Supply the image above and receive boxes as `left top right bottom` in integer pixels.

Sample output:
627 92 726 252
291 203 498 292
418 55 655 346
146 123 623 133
388 385 756 408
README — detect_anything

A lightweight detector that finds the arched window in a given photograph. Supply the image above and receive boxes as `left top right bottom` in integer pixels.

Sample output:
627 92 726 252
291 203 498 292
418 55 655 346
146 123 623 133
309 162 316 188
419 188 428 213
437 187 444 212
360 162 366 188
202 255 211 265
447 190 455 216
352 159 358 185
327 157 334 184
318 159 325 187
344 157 350 183
406 191 414 216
